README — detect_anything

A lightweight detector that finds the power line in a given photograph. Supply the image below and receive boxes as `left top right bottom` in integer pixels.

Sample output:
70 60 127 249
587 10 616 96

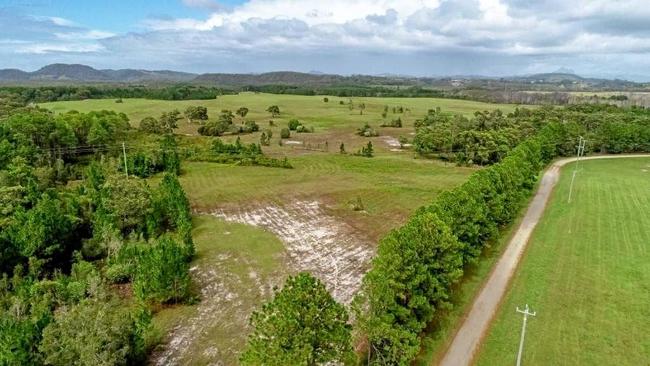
567 136 586 203
515 304 537 366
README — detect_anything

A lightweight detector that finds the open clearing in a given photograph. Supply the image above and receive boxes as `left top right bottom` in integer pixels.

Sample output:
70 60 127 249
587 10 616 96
476 157 650 365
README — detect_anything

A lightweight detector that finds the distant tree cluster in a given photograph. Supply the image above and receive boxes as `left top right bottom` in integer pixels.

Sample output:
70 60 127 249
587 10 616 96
0 85 231 103
414 104 650 165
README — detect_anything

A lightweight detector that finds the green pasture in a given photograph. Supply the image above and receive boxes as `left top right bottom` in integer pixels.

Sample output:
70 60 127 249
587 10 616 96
477 158 650 365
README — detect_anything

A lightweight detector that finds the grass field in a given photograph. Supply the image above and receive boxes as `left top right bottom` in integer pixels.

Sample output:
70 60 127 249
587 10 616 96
179 153 474 240
40 93 528 156
476 158 650 365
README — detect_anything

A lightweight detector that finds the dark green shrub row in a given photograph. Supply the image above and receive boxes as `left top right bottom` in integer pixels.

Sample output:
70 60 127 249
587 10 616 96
184 137 292 168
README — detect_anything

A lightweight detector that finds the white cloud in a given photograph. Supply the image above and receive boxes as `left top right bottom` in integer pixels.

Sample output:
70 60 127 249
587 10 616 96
15 43 106 54
4 0 650 79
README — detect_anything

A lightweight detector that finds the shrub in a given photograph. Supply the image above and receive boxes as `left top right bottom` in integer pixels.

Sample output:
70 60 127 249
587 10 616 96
243 120 259 133
355 141 374 157
323 97 329 102
280 128 290 139
296 125 314 133
288 119 301 131
380 117 402 127
356 123 379 137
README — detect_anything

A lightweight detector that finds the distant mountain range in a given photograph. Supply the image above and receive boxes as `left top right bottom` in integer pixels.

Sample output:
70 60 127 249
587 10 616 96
0 63 647 91
0 63 197 83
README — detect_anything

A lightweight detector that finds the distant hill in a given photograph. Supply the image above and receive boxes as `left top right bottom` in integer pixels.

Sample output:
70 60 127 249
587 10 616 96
193 71 346 86
0 63 647 91
0 69 29 81
0 63 197 83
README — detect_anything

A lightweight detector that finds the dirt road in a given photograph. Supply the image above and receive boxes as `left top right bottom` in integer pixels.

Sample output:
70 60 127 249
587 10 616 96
438 154 650 366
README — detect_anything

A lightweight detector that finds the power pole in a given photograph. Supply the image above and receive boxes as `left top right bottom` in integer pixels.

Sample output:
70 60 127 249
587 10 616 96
567 136 585 203
122 142 129 179
515 304 536 366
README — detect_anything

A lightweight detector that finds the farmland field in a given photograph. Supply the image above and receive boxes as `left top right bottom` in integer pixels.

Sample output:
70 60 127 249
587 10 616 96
476 158 650 365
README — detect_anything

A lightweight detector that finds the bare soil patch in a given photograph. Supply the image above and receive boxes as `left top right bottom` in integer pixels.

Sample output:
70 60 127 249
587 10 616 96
212 200 375 303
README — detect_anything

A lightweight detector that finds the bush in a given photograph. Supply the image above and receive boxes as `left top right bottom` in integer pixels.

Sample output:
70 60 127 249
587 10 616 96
380 117 402 127
243 120 259 132
355 141 374 157
356 123 379 137
288 119 301 131
280 128 290 139
296 125 314 133
323 97 329 102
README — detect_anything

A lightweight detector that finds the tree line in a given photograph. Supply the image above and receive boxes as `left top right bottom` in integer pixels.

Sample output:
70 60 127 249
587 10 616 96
414 104 650 165
0 85 233 104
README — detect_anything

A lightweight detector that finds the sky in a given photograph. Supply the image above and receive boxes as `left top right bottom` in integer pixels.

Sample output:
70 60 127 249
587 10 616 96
2 0 650 80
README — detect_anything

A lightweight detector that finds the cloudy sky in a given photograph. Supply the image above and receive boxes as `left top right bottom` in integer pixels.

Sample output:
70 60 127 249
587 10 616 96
2 0 650 80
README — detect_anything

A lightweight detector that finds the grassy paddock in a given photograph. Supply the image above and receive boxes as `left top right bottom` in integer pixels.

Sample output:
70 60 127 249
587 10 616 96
476 158 650 365
40 93 528 155
179 153 474 240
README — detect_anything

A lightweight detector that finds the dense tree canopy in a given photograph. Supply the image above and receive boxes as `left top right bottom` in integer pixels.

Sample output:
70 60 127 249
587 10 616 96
241 273 354 366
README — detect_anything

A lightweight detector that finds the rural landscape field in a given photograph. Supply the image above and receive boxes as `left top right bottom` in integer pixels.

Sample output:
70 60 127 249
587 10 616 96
2 1 650 366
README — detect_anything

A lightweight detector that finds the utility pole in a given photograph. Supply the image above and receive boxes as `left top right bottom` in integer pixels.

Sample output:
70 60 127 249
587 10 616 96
122 142 129 179
515 304 536 366
567 136 585 203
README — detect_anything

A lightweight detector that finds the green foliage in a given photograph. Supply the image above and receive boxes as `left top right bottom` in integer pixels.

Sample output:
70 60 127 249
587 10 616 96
356 122 558 363
158 109 181 133
356 123 379 137
355 141 374 157
266 105 280 117
296 125 314 133
288 119 301 130
236 107 249 118
1 85 228 103
280 127 291 139
184 105 208 123
201 138 292 169
197 110 242 136
339 143 346 154
323 97 329 102
380 117 402 127
242 120 260 133
39 299 147 366
357 212 462 365
260 131 272 146
139 116 162 134
4 191 82 275
133 237 190 304
241 273 354 366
